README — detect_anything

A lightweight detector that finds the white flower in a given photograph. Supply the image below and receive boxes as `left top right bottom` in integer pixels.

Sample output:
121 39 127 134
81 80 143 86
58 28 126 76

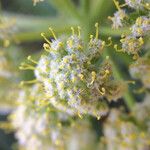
131 16 150 37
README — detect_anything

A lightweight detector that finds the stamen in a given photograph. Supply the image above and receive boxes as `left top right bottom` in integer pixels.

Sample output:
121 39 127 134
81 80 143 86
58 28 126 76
27 56 38 64
77 26 81 37
138 37 144 45
41 32 51 44
90 71 96 85
19 66 35 70
108 16 112 21
97 115 101 120
120 3 127 7
126 80 135 84
49 27 57 40
113 0 120 10
106 37 112 46
95 23 99 39
89 35 94 43
78 112 83 119
71 27 75 35
43 43 51 52
133 53 139 60
19 63 35 70
142 3 150 10
98 87 106 95
20 79 38 86
101 70 110 79
114 44 123 52
78 74 84 80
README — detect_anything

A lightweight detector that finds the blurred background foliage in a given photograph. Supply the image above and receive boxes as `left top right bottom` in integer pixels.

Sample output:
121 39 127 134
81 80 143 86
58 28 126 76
0 0 147 149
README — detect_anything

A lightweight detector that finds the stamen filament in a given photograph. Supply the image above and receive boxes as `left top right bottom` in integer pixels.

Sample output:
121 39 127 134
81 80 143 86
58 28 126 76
71 27 75 35
77 26 81 37
49 27 57 40
95 23 99 39
113 0 120 10
41 33 51 44
20 79 38 86
27 56 38 64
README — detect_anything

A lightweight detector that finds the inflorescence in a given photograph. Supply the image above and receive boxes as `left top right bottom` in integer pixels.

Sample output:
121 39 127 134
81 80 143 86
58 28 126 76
20 23 126 119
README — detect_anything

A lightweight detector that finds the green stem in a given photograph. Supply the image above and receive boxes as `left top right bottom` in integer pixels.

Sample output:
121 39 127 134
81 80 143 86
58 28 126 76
48 0 81 20
90 0 114 23
80 0 90 15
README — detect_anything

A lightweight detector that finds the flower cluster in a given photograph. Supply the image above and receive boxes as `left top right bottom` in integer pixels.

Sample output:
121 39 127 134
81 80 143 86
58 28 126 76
32 25 127 119
10 84 97 150
125 0 150 10
108 9 126 29
131 16 150 37
112 0 150 59
129 56 150 88
99 108 150 150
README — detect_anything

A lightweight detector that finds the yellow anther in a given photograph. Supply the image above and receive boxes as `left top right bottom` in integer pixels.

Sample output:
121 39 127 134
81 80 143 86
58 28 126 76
90 34 93 39
71 27 75 35
90 71 96 84
27 55 38 64
108 16 112 21
3 40 10 47
77 26 81 37
58 42 63 47
114 44 123 52
49 27 57 40
89 35 94 43
133 53 139 60
97 115 101 120
57 122 62 128
63 58 69 63
102 41 105 47
78 74 84 80
139 37 144 45
71 76 76 83
78 112 83 119
105 70 110 75
121 34 125 38
68 40 73 48
43 43 51 52
77 44 83 50
98 87 105 95
106 37 112 46
102 70 110 79
95 23 99 39
59 82 64 88
41 32 51 44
